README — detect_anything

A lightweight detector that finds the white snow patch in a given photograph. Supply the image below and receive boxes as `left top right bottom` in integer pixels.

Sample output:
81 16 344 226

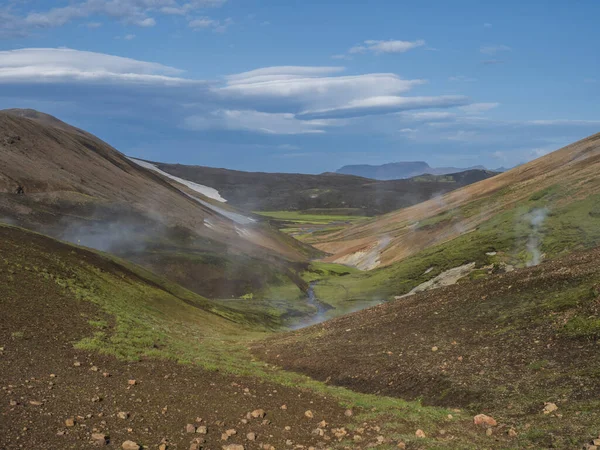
128 157 226 202
194 196 255 225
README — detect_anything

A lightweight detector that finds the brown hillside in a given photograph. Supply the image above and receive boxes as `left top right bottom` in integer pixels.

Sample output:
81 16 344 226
0 109 311 260
314 132 600 268
253 245 600 448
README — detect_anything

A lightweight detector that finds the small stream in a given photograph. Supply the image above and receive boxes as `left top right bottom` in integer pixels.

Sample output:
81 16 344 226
289 281 335 330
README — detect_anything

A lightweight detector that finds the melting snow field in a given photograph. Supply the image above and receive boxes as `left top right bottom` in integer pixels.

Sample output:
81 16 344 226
128 157 227 202
129 157 256 226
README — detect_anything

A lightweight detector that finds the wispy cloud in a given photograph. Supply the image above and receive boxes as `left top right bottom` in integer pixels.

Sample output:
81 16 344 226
0 0 228 36
480 44 511 55
349 39 426 55
528 119 600 126
459 102 499 114
183 110 332 134
189 16 233 32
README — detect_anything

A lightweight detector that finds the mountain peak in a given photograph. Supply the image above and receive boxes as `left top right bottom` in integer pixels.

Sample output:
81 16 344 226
336 161 486 180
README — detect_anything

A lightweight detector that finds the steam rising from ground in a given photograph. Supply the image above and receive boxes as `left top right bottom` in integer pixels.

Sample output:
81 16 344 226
525 207 548 266
59 219 158 254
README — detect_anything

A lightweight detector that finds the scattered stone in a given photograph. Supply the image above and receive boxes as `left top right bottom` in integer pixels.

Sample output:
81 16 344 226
92 395 102 403
128 380 137 386
29 400 43 406
344 409 353 417
317 420 328 428
9 400 17 406
415 429 426 438
225 429 237 437
159 444 167 450
117 411 129 420
304 410 314 419
397 442 406 449
594 439 600 446
186 424 196 433
65 418 76 427
311 428 324 437
102 372 111 378
222 445 244 450
280 404 287 410
333 428 347 439
432 346 438 352
508 428 518 437
473 414 497 427
73 362 81 367
196 426 207 434
246 432 256 441
486 428 493 436
543 402 558 414
91 433 108 445
353 435 363 442
121 441 140 450
284 426 291 431
90 366 99 372
250 409 265 418
221 433 229 441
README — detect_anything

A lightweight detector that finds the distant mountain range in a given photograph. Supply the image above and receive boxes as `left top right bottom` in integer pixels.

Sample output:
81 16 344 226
337 161 505 180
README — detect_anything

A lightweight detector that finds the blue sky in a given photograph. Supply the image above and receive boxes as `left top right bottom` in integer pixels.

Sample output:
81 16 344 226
0 0 599 173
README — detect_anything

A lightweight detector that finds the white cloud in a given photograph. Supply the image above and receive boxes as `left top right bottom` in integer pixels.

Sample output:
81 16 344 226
189 16 232 32
2 0 227 34
484 23 493 28
219 67 428 115
0 48 199 86
298 95 469 120
124 34 136 40
189 17 217 28
1 47 482 135
183 109 333 134
480 45 511 55
528 119 600 126
458 102 499 114
225 66 345 83
399 111 456 121
349 39 425 55
136 17 156 27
